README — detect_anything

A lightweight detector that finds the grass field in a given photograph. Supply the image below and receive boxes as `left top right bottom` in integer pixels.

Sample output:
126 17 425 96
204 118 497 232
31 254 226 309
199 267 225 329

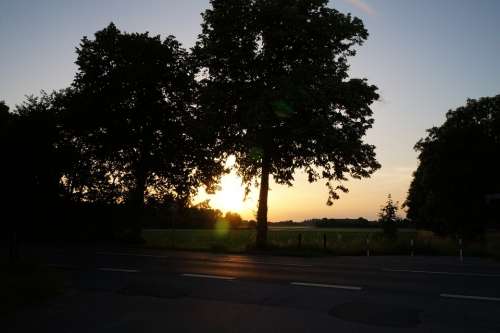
143 228 500 258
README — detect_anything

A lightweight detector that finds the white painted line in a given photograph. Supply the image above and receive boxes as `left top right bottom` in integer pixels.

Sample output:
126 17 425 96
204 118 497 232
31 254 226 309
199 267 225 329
383 269 500 278
96 252 169 259
182 273 236 280
440 293 500 302
99 268 139 273
227 260 312 267
291 282 362 290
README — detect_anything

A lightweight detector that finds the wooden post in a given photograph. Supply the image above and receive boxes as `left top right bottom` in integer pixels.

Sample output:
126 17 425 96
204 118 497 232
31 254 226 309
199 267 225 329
323 234 327 250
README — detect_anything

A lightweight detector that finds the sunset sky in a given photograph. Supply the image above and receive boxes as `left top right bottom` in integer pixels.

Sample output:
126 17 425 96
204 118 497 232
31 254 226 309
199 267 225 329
1 0 499 221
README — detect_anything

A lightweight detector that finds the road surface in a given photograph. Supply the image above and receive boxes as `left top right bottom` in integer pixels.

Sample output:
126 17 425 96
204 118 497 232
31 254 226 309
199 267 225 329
5 245 500 332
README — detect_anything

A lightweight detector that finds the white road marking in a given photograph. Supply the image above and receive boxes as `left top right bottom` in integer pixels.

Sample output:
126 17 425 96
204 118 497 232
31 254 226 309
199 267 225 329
99 268 139 273
96 252 169 259
291 282 362 290
182 273 236 280
383 268 500 278
226 259 312 267
440 293 500 302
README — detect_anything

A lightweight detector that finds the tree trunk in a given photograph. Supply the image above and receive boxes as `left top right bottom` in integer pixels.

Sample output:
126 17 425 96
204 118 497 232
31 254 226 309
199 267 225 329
129 124 152 242
129 161 147 242
256 153 270 249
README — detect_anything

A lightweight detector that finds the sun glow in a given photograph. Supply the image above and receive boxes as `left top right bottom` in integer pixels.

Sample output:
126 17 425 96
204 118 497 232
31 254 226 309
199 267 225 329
210 173 247 213
195 167 257 219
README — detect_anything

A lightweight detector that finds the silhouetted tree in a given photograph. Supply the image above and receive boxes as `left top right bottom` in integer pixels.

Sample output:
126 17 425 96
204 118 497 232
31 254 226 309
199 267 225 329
405 95 500 237
12 92 68 208
0 100 8 119
0 101 9 160
0 100 18 262
0 91 79 244
194 0 380 248
178 205 223 229
72 23 225 238
378 194 400 238
225 211 243 229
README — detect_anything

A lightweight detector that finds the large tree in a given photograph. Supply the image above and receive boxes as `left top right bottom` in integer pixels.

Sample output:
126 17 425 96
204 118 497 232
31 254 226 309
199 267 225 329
72 23 224 235
0 91 76 246
0 101 10 161
0 100 15 259
194 0 380 248
9 92 69 209
405 95 500 237
0 100 8 121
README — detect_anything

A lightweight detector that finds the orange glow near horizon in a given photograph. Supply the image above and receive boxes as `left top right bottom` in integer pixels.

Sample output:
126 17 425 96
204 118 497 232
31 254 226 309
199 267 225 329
194 156 258 219
195 163 412 222
208 172 257 216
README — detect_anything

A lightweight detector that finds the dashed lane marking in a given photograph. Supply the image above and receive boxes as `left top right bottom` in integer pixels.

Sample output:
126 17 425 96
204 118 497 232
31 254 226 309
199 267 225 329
440 293 500 302
99 268 139 273
182 273 236 280
291 282 362 290
384 269 500 278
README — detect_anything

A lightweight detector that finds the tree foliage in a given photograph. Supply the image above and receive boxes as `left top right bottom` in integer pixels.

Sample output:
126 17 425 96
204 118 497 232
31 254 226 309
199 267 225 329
194 0 380 247
224 211 244 229
1 24 228 241
405 95 500 237
378 194 400 238
0 101 10 157
71 23 225 214
0 92 78 241
11 93 69 206
0 100 9 120
0 100 14 214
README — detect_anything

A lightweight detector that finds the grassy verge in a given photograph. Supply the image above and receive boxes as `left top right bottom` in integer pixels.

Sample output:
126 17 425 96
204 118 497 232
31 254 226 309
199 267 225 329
143 228 500 258
0 258 66 318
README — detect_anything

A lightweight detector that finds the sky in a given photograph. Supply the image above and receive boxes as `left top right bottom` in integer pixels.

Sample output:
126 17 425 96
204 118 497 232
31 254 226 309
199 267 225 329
1 0 499 221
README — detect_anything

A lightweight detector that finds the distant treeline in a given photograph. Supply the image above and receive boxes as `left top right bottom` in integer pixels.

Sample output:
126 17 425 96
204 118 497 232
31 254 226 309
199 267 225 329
2 199 251 242
272 218 415 229
143 204 254 230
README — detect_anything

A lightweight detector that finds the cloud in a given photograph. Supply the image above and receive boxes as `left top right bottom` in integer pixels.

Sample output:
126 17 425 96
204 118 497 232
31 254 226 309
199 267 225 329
342 0 377 16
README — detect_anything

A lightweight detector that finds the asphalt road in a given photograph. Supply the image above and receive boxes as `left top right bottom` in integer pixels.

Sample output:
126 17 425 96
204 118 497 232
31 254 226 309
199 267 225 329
6 245 500 332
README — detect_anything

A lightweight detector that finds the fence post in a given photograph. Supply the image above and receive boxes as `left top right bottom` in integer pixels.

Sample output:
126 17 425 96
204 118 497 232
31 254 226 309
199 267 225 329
366 238 370 257
323 234 327 250
458 238 463 262
410 239 414 257
298 233 302 249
